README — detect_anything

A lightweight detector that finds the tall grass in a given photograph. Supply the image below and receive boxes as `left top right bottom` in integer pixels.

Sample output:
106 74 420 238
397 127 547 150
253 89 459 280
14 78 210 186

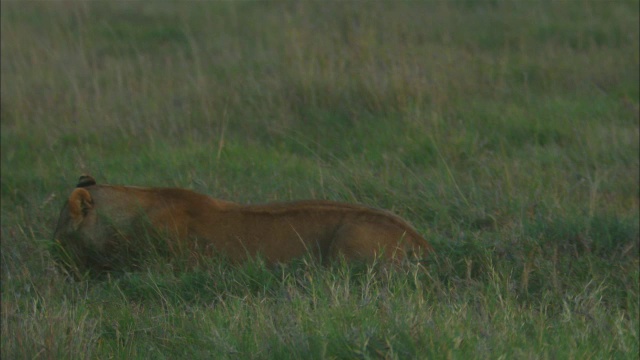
2 1 638 359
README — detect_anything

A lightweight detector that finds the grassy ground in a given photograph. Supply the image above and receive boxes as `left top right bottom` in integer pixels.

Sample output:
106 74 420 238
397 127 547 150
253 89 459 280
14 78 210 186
2 1 638 359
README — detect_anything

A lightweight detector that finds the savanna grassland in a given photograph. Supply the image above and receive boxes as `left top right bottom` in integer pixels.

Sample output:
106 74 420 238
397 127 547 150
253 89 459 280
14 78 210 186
1 2 638 359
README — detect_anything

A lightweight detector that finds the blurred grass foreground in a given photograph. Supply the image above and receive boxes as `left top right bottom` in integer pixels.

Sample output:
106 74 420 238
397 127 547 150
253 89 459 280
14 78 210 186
1 2 639 359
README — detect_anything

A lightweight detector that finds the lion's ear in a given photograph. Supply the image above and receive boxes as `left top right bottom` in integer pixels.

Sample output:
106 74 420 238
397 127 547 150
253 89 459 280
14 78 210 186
68 188 93 230
77 174 96 188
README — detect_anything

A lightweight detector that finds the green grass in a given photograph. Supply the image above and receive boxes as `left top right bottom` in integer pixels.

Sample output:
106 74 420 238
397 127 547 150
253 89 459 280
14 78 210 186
2 1 638 359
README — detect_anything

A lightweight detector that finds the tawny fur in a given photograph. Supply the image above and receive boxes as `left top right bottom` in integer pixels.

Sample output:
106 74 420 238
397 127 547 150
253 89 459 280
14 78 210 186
53 176 433 271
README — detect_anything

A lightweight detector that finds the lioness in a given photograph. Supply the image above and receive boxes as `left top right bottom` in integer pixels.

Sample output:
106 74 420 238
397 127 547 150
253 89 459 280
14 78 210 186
53 175 433 273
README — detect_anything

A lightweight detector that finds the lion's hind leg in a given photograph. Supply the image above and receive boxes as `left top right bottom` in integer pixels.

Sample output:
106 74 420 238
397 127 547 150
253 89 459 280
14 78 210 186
328 223 408 264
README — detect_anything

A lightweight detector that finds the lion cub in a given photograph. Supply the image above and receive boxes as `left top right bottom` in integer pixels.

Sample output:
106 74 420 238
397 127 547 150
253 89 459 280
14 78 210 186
53 175 433 273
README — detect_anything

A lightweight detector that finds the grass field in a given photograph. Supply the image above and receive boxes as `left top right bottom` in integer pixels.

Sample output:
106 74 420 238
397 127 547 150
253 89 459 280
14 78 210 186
1 1 639 359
